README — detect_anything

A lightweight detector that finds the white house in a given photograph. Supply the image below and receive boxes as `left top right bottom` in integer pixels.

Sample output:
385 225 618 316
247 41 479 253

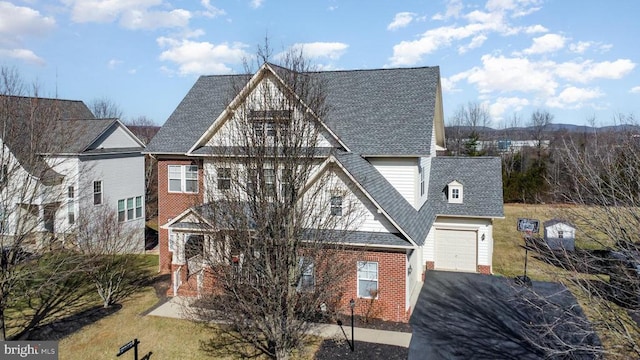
0 95 146 252
146 63 504 321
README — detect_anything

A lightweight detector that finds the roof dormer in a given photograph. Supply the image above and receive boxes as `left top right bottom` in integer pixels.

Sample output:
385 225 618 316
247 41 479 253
446 180 463 204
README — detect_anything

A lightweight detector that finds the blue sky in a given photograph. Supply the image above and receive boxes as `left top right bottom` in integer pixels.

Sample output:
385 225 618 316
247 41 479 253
1 0 638 127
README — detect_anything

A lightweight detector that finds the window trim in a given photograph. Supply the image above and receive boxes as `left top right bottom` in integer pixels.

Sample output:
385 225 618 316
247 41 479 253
297 257 315 292
67 185 75 225
118 196 144 222
168 165 199 193
357 261 378 299
93 181 103 205
447 181 463 204
217 167 231 190
330 195 343 216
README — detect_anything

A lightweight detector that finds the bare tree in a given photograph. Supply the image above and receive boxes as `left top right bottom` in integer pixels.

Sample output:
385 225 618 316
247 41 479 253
529 109 553 158
0 67 94 340
448 102 492 156
73 205 149 308
528 124 640 357
124 116 159 220
89 97 123 119
185 49 363 359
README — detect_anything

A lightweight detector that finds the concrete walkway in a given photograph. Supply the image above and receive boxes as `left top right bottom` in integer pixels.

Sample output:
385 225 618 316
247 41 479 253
146 297 412 348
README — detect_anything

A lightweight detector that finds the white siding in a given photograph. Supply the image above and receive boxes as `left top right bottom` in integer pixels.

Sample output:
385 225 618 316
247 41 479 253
423 217 493 268
370 158 418 208
205 75 333 149
79 154 146 252
90 125 141 149
544 223 575 239
418 156 431 208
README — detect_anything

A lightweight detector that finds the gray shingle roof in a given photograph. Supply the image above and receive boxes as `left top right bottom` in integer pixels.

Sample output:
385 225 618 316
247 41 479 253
0 95 96 183
146 74 244 154
428 157 504 218
333 151 430 245
150 65 503 247
146 66 439 156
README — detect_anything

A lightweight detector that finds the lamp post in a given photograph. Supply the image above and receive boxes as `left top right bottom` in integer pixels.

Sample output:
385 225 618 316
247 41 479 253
349 298 355 352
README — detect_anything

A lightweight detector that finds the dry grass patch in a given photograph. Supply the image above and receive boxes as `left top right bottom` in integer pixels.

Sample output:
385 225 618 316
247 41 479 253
59 288 214 360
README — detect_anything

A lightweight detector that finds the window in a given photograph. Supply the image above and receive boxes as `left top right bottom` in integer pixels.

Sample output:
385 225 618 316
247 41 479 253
127 198 134 220
447 181 463 204
558 230 564 239
297 257 315 292
217 168 231 190
249 110 291 138
118 199 125 222
185 165 198 192
264 167 276 196
330 196 343 216
135 196 143 219
168 165 198 193
67 186 75 225
246 166 276 198
118 196 143 222
93 181 103 205
357 261 378 298
168 229 176 252
419 166 425 196
247 168 258 197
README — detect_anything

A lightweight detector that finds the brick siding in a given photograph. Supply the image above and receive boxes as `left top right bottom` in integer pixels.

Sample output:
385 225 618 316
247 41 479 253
158 159 203 273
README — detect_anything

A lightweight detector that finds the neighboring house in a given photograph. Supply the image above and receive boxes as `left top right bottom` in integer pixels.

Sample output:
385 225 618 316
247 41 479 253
0 95 146 252
146 63 504 322
543 219 576 251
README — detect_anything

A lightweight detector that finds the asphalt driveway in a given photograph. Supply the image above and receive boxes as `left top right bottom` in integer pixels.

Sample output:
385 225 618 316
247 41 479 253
409 271 602 360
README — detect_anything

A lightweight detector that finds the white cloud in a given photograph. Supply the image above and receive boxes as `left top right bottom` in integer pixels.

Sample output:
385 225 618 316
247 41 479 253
200 0 226 18
432 0 463 20
62 0 191 30
157 37 249 75
631 86 640 94
464 54 558 96
0 48 45 65
522 33 566 55
120 9 191 29
0 2 55 37
287 42 348 60
555 59 636 83
388 12 416 31
524 24 547 34
108 59 123 69
250 0 264 9
546 86 603 108
389 0 542 66
569 41 591 54
488 96 530 120
458 34 487 54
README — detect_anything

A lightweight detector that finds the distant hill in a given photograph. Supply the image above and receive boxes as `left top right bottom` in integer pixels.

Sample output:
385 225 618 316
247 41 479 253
445 124 640 141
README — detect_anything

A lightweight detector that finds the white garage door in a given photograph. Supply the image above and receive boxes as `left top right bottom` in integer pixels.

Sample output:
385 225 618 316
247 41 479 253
435 229 477 272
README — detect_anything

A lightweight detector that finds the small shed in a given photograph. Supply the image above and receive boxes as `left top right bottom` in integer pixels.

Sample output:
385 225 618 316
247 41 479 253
543 219 576 251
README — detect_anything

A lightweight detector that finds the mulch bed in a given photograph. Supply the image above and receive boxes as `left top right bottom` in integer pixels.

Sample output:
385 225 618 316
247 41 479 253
314 339 408 359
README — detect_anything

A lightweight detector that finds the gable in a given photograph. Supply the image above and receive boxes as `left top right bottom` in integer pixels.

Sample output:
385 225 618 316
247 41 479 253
198 73 336 151
87 122 145 150
188 64 344 155
301 160 402 235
